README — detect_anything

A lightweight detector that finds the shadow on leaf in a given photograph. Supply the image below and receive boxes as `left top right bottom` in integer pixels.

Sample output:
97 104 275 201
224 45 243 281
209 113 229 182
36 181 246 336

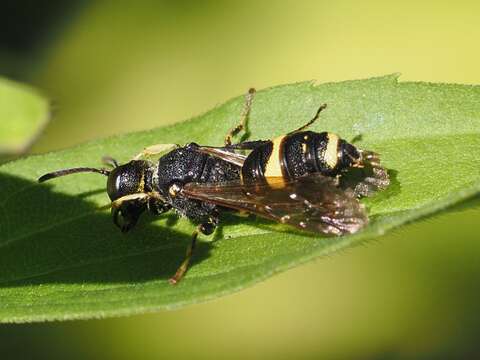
0 173 214 287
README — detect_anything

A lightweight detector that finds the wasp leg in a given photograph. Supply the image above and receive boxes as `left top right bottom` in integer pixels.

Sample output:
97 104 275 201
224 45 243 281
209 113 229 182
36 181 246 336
110 193 150 209
169 217 218 285
224 88 256 146
289 103 328 134
350 134 363 144
132 144 177 160
110 192 167 231
110 193 150 232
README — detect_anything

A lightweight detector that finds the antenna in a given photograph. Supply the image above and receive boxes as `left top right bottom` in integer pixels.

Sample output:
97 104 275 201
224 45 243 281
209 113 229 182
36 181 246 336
38 167 110 183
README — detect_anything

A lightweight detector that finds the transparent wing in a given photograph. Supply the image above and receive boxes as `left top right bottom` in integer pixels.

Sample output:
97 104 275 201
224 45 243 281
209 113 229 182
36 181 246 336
183 174 368 235
341 150 390 197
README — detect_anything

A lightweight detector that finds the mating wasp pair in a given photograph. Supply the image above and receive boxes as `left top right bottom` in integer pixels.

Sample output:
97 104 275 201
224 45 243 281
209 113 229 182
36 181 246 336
39 89 389 284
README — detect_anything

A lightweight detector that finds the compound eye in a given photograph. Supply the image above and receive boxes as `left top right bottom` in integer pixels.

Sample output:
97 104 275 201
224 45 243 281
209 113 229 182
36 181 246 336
106 161 144 201
168 183 182 197
107 169 122 200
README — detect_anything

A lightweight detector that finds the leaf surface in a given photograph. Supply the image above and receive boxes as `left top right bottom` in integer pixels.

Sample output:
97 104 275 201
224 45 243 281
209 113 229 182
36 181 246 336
0 77 50 155
0 75 479 322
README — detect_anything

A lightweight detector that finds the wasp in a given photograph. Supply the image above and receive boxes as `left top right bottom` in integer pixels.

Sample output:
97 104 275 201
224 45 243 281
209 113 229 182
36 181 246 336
38 89 389 284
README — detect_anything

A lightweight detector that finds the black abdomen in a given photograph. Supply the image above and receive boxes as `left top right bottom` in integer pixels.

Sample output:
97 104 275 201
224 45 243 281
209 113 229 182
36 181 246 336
242 131 358 183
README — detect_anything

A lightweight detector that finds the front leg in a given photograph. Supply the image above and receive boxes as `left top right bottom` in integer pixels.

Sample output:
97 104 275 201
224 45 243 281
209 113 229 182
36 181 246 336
169 215 219 284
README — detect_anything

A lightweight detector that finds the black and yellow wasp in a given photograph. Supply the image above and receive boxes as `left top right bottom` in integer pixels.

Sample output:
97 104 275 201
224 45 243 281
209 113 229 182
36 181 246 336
39 89 389 283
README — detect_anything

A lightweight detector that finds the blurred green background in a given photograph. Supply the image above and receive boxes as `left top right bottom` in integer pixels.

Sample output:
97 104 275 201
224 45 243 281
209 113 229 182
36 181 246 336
1 1 480 358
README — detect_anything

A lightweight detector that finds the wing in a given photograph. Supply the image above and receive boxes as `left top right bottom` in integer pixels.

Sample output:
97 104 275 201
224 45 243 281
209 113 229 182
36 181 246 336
195 141 269 167
196 147 246 167
183 174 368 236
341 150 390 197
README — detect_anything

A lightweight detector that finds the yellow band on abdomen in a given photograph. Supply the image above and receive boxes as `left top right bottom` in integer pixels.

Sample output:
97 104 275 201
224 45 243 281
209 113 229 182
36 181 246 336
264 135 285 178
324 133 339 169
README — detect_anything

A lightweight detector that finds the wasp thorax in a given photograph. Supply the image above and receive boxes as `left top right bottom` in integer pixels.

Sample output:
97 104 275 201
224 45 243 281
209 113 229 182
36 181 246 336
106 160 149 201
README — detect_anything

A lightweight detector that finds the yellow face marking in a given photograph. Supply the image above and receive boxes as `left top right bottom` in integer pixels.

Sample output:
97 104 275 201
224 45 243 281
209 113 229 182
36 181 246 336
264 135 285 178
324 133 339 169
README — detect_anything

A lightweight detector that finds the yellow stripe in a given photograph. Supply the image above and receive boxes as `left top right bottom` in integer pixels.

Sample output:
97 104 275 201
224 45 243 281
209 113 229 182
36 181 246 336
265 176 287 189
302 143 307 154
324 133 339 169
138 172 145 192
264 135 285 178
111 193 149 209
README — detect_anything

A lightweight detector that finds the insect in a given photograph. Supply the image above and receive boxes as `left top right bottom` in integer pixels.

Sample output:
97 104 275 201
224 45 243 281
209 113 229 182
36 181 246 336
38 89 389 284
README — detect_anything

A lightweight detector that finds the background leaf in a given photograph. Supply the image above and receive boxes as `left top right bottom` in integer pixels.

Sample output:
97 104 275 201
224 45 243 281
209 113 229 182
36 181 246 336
0 75 479 323
0 77 50 156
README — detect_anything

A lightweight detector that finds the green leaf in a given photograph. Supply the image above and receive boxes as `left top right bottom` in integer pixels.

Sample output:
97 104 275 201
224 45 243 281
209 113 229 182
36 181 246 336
0 75 479 323
0 77 50 156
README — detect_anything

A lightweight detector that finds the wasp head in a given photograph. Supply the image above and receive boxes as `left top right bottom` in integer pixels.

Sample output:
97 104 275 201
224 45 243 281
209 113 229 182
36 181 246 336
106 160 149 201
105 160 152 232
39 159 167 233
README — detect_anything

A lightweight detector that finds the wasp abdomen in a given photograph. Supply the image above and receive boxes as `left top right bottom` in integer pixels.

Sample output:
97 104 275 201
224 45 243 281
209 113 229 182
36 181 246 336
242 131 357 183
241 142 274 181
285 131 344 176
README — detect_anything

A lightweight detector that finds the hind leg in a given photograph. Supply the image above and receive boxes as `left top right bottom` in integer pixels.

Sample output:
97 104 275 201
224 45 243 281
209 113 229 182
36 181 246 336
224 88 256 146
289 103 328 134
